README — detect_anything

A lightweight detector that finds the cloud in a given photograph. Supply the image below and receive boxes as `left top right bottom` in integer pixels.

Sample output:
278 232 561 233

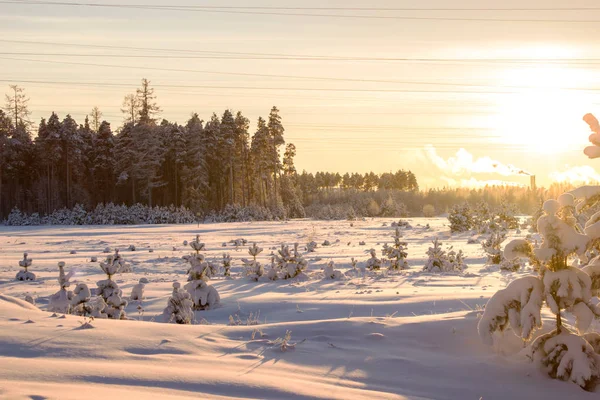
420 145 529 188
549 165 600 184
424 145 530 177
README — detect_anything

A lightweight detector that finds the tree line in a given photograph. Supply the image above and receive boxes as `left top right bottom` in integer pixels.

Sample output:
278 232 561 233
0 80 420 220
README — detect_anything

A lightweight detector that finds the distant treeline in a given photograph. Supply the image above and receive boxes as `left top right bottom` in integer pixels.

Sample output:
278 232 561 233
2 80 567 222
0 80 423 220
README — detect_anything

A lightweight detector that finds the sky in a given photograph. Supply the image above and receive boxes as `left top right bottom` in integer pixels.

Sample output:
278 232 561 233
3 0 600 189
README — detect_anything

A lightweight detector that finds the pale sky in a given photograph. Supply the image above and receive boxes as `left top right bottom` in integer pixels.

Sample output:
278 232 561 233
3 0 600 188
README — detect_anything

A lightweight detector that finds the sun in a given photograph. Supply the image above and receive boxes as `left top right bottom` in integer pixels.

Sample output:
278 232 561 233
489 65 593 154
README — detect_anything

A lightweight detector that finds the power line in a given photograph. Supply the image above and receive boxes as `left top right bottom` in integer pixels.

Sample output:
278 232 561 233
0 78 542 94
1 40 598 66
4 1 600 22
2 58 600 93
4 51 600 66
8 3 600 11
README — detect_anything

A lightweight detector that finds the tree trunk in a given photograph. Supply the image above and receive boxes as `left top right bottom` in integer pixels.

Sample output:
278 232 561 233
230 164 234 205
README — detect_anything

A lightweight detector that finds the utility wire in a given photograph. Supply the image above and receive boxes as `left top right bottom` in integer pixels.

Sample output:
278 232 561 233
2 58 599 93
4 1 600 22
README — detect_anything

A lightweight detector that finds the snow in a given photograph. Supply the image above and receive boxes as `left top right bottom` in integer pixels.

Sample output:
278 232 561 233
0 218 599 399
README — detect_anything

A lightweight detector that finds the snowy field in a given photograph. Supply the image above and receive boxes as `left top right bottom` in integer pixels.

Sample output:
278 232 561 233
0 218 596 399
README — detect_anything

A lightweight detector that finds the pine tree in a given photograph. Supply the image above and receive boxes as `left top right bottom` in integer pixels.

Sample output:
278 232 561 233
234 111 250 206
91 121 115 204
59 114 85 209
4 85 31 129
220 110 236 207
36 113 62 213
121 94 139 125
136 78 161 125
181 113 208 212
267 106 285 203
90 106 102 133
251 117 271 206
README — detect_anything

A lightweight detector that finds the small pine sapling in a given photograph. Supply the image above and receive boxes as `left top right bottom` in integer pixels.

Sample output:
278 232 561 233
190 234 206 254
243 243 264 281
97 253 127 319
382 228 409 271
365 249 382 270
70 283 92 316
324 261 343 279
423 238 465 272
48 262 75 314
184 248 220 310
130 278 146 300
15 252 36 281
273 243 308 279
222 253 232 277
163 282 194 324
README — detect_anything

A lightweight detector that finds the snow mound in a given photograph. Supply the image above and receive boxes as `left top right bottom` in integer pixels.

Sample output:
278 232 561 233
0 294 41 313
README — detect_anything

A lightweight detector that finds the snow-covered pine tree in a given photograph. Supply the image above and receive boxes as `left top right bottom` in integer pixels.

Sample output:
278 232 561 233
324 261 343 279
130 279 146 301
70 283 92 316
243 243 264 281
222 253 232 277
382 227 409 271
183 246 220 310
482 231 505 265
423 238 465 272
479 191 600 391
97 253 127 319
447 246 467 272
48 262 75 314
15 252 35 281
272 243 308 279
190 234 205 254
448 203 473 233
163 282 194 324
365 249 382 270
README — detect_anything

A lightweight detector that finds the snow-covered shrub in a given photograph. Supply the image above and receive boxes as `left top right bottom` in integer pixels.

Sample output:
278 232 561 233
482 232 506 265
243 243 264 281
365 249 382 270
272 243 308 279
324 261 343 279
205 203 278 222
15 252 35 281
190 235 205 254
448 203 474 233
163 282 194 324
222 253 232 277
479 188 600 391
6 207 25 226
3 203 197 226
423 238 465 272
70 283 92 316
97 253 127 319
183 254 216 282
422 204 436 217
496 199 520 230
391 219 411 229
48 262 74 314
130 279 146 301
382 227 409 271
184 249 220 310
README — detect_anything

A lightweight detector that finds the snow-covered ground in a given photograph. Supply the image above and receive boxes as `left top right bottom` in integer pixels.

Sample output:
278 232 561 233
0 218 596 399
